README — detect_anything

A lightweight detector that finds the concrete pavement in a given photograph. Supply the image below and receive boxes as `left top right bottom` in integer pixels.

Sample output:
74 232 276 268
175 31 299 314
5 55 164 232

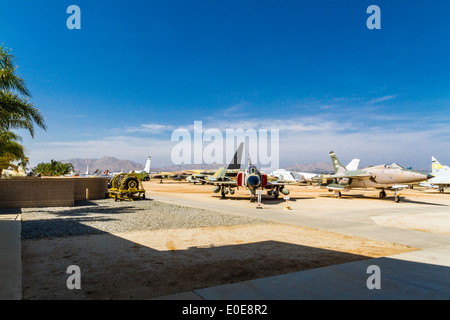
2 189 449 300
192 247 450 300
150 192 450 300
0 213 22 300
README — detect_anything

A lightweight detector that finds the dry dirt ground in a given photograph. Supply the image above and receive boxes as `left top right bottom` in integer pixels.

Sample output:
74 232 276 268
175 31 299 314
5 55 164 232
21 180 431 300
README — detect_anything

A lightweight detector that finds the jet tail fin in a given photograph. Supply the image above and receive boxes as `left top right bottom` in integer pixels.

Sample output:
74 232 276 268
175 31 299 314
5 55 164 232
212 167 226 179
432 156 444 174
346 159 360 171
227 142 244 170
329 151 347 174
144 156 151 173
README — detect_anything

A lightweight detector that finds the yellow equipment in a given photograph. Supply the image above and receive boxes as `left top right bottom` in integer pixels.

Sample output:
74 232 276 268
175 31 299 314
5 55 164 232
107 173 146 201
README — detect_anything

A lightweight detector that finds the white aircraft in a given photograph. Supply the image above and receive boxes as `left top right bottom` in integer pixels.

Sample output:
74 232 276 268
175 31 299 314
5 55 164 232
271 159 360 183
420 156 450 193
269 169 302 183
132 156 151 174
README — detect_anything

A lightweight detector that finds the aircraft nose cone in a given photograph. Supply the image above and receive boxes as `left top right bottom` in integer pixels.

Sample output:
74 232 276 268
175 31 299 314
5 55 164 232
427 173 435 180
247 175 260 187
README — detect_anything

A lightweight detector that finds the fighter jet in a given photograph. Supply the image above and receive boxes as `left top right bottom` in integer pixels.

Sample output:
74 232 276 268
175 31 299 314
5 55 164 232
187 142 244 184
272 158 360 183
150 170 192 183
421 156 450 193
319 151 433 202
205 155 291 202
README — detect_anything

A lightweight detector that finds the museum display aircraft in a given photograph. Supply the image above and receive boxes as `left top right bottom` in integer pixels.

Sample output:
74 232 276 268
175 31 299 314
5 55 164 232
203 155 292 202
271 158 360 183
419 156 450 193
186 142 244 184
152 143 245 184
317 151 434 202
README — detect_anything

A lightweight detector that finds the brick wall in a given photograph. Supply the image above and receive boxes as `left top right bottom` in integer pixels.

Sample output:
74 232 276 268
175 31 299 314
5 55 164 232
73 177 109 201
0 177 109 208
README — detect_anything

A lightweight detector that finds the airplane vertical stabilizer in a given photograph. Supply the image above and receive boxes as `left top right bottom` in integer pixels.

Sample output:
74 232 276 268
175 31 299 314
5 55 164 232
329 151 347 174
212 167 226 179
227 142 244 170
144 156 151 173
346 159 360 171
432 156 450 175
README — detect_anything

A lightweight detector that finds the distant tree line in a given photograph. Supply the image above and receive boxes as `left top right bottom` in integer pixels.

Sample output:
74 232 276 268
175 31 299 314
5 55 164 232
0 44 46 177
33 159 74 176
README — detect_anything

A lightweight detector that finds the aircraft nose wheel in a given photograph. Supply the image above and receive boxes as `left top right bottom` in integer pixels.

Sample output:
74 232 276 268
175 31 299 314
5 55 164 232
334 191 342 198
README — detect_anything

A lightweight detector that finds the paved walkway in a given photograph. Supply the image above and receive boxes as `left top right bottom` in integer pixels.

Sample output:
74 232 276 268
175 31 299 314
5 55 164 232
151 194 450 300
191 246 450 300
0 213 22 300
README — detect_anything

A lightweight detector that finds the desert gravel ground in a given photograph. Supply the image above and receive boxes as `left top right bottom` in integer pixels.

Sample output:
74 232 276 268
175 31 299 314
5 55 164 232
19 190 416 300
20 199 271 239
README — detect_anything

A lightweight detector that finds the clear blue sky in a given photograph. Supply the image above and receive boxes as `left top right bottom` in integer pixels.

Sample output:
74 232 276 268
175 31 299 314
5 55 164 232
1 1 449 169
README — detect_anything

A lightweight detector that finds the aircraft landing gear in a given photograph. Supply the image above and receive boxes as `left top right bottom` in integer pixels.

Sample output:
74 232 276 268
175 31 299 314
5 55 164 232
394 189 401 203
439 186 444 193
379 190 386 198
334 190 342 198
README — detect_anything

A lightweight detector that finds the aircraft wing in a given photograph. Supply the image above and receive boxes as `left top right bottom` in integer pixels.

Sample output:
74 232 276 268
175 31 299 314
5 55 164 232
266 181 297 186
204 180 238 186
200 177 237 185
326 183 346 190
323 172 372 180
150 172 174 178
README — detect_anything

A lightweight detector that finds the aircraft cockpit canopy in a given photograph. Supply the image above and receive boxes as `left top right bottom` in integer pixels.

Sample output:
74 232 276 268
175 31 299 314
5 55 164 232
385 163 405 169
247 165 257 175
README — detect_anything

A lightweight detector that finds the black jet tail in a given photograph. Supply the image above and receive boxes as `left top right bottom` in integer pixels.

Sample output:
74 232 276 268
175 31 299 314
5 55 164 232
227 142 244 170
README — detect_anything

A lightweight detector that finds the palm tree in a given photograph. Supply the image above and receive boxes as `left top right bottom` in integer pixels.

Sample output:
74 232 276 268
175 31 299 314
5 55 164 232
0 44 30 96
0 130 26 177
33 159 74 176
0 44 47 177
55 161 74 176
0 44 46 137
18 156 29 171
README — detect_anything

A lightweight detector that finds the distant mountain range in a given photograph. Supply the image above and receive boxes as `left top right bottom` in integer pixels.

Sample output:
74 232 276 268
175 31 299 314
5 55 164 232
283 162 334 173
60 156 333 174
60 156 145 173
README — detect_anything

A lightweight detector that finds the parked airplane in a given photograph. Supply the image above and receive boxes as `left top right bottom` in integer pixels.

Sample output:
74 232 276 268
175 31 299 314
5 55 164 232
204 155 291 202
130 156 151 181
269 169 303 183
271 159 360 183
151 170 195 182
182 143 245 184
319 151 433 202
420 156 450 193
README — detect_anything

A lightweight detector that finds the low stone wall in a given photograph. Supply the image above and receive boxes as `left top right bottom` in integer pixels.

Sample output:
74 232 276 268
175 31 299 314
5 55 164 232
73 177 109 201
0 177 109 208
